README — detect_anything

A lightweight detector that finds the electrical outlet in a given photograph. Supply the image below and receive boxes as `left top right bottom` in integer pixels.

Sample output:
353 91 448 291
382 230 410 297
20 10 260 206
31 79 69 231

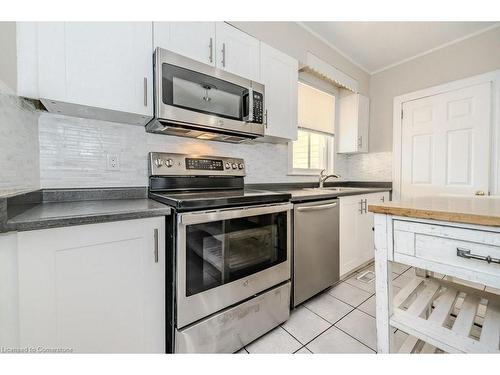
107 154 120 171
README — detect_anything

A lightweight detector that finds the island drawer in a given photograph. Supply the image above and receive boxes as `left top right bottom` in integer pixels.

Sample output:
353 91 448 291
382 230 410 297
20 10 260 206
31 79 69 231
393 220 500 276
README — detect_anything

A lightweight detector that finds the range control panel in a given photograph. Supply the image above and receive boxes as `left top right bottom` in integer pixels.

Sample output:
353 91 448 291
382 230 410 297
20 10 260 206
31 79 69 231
149 152 245 176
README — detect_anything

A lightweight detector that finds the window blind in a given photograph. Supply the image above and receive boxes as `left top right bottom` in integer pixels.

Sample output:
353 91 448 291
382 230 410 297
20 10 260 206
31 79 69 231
298 82 335 135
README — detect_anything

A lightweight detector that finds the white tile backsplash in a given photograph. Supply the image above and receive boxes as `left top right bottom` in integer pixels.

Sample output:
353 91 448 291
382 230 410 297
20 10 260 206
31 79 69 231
39 113 356 188
33 111 391 189
0 81 40 192
344 151 392 181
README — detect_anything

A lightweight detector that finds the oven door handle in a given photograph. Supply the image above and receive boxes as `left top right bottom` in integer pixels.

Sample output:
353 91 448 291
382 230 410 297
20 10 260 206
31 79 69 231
179 203 293 225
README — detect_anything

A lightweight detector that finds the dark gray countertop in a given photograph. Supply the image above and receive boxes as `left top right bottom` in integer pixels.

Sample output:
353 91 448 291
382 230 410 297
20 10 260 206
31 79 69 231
1 188 171 233
6 199 171 232
280 187 392 203
1 182 391 232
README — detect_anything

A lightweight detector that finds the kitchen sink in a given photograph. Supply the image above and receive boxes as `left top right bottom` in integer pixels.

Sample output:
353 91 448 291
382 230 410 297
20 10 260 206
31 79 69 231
303 187 370 192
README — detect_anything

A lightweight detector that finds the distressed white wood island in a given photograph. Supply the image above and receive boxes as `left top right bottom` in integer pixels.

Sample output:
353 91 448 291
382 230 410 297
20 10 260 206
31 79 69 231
369 197 500 354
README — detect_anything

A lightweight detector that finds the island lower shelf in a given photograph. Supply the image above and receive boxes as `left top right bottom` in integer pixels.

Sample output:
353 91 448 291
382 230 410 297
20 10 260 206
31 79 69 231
390 276 500 353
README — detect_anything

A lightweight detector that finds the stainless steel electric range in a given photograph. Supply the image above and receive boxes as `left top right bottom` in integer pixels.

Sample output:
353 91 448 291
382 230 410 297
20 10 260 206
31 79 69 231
148 152 292 353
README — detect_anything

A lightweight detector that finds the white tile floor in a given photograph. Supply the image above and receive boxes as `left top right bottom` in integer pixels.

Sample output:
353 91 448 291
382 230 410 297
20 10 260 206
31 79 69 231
237 261 414 354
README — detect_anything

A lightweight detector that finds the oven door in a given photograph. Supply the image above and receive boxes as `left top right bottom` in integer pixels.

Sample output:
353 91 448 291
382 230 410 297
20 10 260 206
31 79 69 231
154 48 265 137
176 203 292 328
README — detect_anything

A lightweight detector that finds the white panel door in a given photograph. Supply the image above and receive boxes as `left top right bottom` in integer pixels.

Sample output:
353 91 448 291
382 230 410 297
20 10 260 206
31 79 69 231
17 217 165 353
215 22 260 82
153 22 216 66
260 43 298 140
38 22 153 117
401 82 491 198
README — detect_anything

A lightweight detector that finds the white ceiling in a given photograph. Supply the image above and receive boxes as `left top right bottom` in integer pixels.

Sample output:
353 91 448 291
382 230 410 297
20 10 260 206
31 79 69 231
300 22 500 74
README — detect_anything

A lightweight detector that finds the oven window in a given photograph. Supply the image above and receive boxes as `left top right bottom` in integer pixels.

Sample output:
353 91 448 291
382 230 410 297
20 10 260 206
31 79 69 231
162 63 248 121
185 212 287 297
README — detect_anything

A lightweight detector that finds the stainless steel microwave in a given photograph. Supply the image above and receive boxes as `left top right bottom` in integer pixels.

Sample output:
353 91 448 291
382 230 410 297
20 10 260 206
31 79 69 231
146 48 265 143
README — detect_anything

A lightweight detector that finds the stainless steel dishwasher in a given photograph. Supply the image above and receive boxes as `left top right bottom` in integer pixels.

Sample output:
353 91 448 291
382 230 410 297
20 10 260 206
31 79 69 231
293 198 339 307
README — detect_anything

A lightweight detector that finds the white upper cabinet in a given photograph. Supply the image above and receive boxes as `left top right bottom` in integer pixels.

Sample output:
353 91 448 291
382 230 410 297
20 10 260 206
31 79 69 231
337 93 369 153
260 43 298 141
37 22 153 124
153 22 216 66
153 22 260 82
215 22 260 82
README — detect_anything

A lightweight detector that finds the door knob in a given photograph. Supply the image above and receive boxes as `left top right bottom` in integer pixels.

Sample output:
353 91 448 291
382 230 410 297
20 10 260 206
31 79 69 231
475 190 486 196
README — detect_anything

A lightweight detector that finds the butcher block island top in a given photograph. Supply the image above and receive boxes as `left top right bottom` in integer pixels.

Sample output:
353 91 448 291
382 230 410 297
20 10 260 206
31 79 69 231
368 196 500 227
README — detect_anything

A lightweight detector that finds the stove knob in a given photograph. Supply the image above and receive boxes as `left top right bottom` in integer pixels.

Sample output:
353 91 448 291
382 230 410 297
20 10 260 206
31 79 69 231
154 158 164 168
238 163 244 169
225 162 231 169
165 159 173 168
232 163 237 169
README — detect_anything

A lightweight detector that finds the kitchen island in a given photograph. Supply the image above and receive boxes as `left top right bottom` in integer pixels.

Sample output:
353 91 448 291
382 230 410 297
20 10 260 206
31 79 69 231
369 196 500 354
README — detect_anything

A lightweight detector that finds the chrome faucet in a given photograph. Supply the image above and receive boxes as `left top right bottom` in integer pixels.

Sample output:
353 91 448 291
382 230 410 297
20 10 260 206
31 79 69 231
318 169 341 188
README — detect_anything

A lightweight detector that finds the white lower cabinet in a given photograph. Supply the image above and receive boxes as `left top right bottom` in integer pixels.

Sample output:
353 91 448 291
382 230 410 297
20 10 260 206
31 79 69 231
0 232 20 347
16 217 165 353
339 192 389 277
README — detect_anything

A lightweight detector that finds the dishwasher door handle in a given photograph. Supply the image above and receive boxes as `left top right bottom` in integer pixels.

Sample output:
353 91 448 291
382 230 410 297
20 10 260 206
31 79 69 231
296 202 338 212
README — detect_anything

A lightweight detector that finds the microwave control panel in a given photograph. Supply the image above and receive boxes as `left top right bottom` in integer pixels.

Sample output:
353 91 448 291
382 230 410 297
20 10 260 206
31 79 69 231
252 91 264 124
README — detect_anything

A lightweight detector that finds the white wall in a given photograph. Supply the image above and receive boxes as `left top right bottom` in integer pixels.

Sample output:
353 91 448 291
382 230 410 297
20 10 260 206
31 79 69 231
369 26 500 153
0 80 39 193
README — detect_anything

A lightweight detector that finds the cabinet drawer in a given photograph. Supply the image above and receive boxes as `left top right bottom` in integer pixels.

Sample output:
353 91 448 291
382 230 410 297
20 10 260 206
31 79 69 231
393 220 500 277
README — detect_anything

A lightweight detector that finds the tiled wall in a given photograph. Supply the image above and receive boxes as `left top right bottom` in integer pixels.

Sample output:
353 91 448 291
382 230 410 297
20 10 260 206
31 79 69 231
345 152 392 181
37 112 391 189
39 114 354 188
0 81 40 193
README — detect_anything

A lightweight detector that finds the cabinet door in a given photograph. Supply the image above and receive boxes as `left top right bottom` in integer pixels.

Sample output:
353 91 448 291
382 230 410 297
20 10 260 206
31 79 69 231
38 22 153 117
260 43 298 140
17 217 165 353
339 195 364 277
215 22 260 81
153 22 216 66
337 93 370 153
357 192 390 269
0 232 19 347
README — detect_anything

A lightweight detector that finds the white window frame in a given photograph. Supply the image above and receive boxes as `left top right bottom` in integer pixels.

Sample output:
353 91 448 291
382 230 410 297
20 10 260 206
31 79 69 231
288 128 335 176
288 77 338 176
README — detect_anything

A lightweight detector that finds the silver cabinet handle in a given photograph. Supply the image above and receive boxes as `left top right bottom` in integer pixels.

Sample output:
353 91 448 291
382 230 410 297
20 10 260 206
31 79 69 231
359 199 368 214
296 202 338 212
358 136 363 148
209 37 213 63
381 195 385 203
264 109 268 128
143 77 148 107
457 247 500 264
154 228 159 263
221 42 226 67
